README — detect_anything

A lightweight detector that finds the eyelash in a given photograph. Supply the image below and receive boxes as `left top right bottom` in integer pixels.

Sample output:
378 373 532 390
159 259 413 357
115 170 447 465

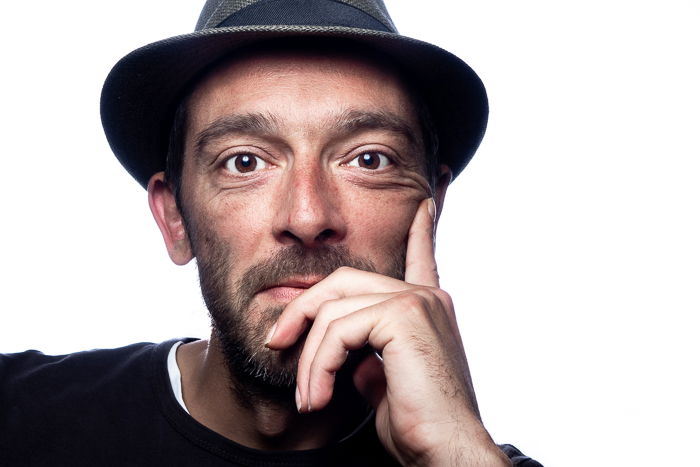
347 151 393 170
223 153 269 174
219 148 394 176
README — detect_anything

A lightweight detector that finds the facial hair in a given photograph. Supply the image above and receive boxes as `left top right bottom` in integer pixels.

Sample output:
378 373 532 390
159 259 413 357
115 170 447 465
194 237 405 404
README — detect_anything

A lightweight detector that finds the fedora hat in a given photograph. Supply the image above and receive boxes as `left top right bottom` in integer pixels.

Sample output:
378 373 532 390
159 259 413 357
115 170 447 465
100 0 488 188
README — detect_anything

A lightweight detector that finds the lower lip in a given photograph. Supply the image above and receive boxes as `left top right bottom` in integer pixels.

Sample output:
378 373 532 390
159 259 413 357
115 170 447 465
261 286 308 302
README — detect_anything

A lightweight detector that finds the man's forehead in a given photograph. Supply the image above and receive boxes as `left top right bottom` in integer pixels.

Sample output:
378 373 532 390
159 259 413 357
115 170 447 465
187 43 415 108
164 39 436 187
182 44 423 145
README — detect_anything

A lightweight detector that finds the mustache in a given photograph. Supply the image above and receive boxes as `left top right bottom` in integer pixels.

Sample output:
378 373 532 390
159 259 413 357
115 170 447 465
234 244 378 305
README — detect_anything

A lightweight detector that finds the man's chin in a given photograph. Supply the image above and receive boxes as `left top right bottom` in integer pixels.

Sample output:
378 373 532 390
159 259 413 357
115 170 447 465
243 342 303 388
213 322 303 401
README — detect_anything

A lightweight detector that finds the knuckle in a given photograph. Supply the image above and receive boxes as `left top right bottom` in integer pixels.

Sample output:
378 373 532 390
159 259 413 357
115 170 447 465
393 287 454 322
396 291 420 307
396 292 431 319
316 299 336 322
325 318 343 339
431 287 453 309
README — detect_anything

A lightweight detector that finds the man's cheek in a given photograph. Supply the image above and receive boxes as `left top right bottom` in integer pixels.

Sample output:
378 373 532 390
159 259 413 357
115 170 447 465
362 226 410 279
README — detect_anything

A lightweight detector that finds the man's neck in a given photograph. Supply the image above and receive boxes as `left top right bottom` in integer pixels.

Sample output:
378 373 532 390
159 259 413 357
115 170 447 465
176 339 369 451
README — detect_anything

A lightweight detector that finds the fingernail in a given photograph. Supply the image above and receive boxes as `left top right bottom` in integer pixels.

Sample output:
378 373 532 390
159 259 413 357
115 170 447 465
264 323 277 347
427 197 436 220
295 386 301 413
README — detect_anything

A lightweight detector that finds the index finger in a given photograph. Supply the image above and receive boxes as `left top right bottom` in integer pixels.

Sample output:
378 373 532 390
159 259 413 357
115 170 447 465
404 197 439 287
266 268 408 349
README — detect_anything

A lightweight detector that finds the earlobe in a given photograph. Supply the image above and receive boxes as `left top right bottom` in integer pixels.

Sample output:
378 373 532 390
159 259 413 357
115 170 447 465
433 164 452 224
147 172 193 265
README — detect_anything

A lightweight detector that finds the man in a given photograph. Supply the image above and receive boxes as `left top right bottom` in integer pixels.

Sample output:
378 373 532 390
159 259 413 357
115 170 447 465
1 1 541 465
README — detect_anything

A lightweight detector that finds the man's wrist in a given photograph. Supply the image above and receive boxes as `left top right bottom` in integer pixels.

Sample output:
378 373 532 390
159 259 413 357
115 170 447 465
421 446 512 467
416 426 513 467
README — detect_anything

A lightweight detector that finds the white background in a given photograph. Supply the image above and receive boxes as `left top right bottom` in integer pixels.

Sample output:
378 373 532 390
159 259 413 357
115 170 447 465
1 1 698 465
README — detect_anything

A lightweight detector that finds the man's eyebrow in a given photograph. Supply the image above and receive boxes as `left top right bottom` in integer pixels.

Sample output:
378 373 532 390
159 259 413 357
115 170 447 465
191 109 423 162
193 112 280 160
332 109 422 155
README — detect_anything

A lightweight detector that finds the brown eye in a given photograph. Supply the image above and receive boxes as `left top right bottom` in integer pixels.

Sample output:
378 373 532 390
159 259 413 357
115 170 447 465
225 154 267 174
349 151 391 170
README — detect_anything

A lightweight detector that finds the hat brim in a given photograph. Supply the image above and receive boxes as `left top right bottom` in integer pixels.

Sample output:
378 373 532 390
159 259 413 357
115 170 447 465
100 25 488 188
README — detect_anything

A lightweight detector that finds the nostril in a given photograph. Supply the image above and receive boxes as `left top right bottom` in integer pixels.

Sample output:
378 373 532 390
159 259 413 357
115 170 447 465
278 228 337 246
281 230 300 243
316 229 336 242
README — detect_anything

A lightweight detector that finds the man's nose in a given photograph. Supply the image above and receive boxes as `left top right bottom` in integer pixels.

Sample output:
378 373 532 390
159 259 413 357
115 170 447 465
272 165 346 247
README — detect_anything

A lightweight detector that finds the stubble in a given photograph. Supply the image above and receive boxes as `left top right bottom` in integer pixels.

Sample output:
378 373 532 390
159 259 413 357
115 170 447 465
195 237 404 404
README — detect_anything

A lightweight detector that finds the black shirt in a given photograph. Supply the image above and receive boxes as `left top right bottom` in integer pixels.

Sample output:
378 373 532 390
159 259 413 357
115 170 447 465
0 339 541 466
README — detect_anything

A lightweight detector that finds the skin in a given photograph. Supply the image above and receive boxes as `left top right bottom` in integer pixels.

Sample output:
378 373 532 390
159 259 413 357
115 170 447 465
148 50 511 465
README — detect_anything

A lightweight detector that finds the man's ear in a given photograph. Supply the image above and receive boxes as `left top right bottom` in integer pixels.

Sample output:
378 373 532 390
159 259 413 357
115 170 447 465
147 172 193 265
433 164 452 225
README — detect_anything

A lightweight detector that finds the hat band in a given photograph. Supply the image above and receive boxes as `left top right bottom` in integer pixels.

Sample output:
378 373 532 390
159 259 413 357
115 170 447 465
217 0 392 33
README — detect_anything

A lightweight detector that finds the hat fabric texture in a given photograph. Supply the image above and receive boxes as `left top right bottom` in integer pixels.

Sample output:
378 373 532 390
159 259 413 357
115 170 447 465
101 0 488 188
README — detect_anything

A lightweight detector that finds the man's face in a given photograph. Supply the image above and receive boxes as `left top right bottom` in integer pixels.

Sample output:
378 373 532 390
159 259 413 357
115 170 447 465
167 49 440 393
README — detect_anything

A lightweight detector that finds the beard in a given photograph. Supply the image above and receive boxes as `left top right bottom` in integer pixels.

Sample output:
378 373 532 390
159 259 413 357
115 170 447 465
191 228 405 404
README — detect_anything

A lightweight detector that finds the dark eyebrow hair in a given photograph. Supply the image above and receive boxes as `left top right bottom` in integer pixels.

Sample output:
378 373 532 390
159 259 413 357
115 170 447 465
332 109 423 158
193 112 280 162
191 108 423 165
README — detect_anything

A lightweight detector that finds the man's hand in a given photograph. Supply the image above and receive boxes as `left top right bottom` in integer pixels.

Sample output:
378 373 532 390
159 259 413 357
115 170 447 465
266 199 510 466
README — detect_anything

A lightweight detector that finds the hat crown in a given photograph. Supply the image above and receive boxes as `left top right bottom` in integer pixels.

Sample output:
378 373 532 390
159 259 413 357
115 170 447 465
195 0 396 32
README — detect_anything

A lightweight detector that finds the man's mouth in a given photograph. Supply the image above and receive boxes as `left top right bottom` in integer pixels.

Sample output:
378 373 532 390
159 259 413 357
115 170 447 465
258 277 323 302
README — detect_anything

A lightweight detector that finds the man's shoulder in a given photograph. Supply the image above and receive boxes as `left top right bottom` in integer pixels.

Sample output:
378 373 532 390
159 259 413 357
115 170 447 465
1 341 160 386
0 341 173 413
0 339 191 465
0 339 199 398
2 340 157 364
